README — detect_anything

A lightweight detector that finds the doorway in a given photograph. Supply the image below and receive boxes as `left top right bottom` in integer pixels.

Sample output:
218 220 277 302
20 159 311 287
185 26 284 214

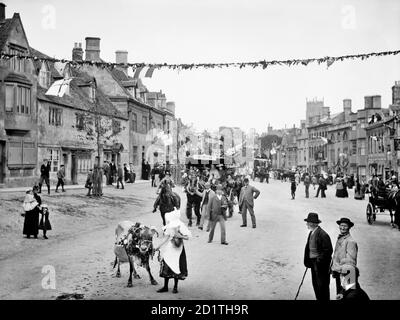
71 153 78 184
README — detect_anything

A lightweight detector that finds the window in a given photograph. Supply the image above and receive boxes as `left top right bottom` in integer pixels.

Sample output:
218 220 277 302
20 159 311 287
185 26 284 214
39 68 51 88
142 116 148 133
351 141 357 155
5 85 15 112
358 141 366 156
132 146 138 165
112 119 121 135
157 122 162 130
78 153 92 173
151 121 155 129
167 120 170 134
8 46 27 72
132 113 137 132
5 85 31 114
47 148 60 172
49 107 62 126
76 113 85 131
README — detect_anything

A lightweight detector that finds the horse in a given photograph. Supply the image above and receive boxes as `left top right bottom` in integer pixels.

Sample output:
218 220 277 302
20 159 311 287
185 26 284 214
153 183 181 226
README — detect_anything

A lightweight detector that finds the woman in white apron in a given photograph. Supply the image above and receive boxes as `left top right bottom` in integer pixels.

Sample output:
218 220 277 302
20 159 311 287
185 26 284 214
154 210 191 293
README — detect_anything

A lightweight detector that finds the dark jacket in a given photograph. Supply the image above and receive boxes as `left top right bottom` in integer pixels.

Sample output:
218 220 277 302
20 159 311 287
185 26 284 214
304 226 333 268
40 163 51 178
342 284 370 300
117 167 123 179
207 194 228 222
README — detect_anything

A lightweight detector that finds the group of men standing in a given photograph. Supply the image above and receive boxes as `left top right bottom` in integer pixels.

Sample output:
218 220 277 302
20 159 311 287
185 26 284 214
303 212 369 300
36 159 66 195
182 168 260 245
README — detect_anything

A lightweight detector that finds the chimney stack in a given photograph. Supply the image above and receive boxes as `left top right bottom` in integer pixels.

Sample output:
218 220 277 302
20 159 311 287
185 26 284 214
72 42 83 61
392 81 400 105
85 37 101 62
343 99 352 122
115 50 128 75
0 3 6 21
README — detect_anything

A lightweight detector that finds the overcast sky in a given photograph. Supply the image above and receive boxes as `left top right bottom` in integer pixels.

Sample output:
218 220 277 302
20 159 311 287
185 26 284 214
8 0 400 133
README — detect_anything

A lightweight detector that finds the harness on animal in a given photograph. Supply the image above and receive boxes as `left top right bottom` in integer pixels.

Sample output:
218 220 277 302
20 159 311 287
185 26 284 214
117 224 154 259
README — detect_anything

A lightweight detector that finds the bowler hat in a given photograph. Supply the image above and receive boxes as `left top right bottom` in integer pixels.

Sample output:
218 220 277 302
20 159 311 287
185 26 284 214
336 217 354 228
304 212 321 224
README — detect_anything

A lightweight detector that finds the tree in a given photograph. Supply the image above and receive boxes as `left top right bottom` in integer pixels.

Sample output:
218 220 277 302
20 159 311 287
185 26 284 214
72 77 124 196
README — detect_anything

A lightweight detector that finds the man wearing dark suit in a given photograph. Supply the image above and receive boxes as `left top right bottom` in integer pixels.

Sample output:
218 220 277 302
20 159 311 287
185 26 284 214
339 264 370 301
39 159 51 194
304 212 333 300
207 185 229 245
238 178 260 228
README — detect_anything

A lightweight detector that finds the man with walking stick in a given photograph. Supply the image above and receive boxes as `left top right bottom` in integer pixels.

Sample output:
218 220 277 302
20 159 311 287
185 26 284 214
303 212 333 300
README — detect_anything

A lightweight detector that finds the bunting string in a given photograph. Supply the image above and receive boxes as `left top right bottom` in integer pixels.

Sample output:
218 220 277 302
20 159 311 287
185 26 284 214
1 49 399 73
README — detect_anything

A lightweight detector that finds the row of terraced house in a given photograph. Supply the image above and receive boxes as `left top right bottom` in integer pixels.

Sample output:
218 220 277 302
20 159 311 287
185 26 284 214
263 82 400 181
0 4 180 187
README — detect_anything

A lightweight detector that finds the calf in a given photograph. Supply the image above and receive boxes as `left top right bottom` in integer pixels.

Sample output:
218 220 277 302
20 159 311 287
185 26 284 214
113 221 159 287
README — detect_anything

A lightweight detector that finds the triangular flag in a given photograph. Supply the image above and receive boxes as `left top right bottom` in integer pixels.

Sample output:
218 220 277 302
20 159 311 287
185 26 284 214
145 66 156 78
133 66 144 79
326 58 335 69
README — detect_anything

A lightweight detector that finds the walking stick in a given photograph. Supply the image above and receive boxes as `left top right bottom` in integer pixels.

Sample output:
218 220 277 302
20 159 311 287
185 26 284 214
294 268 308 300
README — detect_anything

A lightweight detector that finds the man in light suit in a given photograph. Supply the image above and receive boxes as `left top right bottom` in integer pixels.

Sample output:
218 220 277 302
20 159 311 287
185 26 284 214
208 185 229 245
197 181 215 231
239 178 260 228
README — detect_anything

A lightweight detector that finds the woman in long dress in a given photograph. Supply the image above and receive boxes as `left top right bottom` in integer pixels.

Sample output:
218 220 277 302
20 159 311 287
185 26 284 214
22 189 40 239
154 210 192 293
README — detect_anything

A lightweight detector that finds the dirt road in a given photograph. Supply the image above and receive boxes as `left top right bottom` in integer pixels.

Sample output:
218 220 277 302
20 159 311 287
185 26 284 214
1 180 399 300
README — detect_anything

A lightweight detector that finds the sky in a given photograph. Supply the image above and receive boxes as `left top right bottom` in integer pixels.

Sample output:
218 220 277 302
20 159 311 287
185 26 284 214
7 0 400 133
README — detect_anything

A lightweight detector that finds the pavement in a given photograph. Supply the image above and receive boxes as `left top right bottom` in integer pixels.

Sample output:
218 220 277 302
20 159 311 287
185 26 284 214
0 179 150 193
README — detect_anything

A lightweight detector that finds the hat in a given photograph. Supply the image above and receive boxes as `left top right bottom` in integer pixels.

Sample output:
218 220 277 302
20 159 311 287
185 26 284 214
336 217 354 228
304 212 321 224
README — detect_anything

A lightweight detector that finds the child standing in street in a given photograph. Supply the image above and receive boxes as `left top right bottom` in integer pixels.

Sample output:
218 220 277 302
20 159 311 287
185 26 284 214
291 178 297 199
39 204 52 239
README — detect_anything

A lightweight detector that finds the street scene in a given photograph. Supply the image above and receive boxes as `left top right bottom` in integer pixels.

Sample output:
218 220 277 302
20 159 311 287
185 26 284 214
1 179 399 300
1 0 400 303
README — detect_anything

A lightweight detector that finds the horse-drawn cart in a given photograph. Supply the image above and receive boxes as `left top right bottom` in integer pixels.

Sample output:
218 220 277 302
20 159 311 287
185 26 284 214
366 188 396 226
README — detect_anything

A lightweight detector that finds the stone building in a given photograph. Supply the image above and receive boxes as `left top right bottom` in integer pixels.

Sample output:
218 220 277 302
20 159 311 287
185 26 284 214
77 38 177 176
34 51 128 185
0 5 38 187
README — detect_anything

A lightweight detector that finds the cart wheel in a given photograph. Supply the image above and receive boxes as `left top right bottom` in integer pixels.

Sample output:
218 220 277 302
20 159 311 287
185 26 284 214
366 203 373 225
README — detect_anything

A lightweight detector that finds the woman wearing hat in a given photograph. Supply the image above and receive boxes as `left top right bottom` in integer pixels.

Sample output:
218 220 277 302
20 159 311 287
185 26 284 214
154 210 191 293
39 204 52 239
331 217 358 299
22 189 40 239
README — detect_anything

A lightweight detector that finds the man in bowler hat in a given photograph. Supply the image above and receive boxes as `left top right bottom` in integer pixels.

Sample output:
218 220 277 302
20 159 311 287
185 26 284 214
303 212 333 300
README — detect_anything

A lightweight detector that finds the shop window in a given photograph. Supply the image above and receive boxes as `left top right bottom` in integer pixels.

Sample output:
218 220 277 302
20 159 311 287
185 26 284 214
47 148 60 172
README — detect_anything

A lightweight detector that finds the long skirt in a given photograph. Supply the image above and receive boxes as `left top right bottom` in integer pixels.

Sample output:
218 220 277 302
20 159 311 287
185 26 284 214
336 188 348 198
38 213 52 231
23 208 39 236
159 246 188 280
